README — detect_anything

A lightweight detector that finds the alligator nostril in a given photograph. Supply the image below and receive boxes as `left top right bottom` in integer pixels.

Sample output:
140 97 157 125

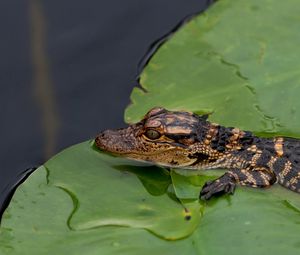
98 131 107 138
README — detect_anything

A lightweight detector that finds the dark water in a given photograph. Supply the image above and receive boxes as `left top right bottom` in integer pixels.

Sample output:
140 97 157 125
0 1 210 212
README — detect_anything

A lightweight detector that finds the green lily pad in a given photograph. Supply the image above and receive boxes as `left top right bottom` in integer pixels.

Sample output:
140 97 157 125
2 0 300 254
125 0 300 138
2 165 300 255
169 170 300 255
194 187 300 255
0 166 200 255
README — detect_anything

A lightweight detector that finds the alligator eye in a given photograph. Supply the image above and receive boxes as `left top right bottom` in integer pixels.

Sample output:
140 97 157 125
144 129 161 140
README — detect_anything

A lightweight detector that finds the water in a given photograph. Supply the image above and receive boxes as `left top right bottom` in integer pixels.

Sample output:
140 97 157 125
0 1 211 214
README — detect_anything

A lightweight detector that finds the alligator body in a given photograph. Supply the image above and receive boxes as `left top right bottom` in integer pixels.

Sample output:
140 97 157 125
95 107 300 200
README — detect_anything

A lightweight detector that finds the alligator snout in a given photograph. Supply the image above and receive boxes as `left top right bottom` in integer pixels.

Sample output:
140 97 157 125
95 129 120 151
95 128 137 154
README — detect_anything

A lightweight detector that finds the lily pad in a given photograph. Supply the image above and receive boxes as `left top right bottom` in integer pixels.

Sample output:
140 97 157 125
125 0 300 138
2 163 300 255
0 166 200 255
170 171 300 255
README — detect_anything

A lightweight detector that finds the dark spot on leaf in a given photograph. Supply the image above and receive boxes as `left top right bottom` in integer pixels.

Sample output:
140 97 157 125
185 215 192 221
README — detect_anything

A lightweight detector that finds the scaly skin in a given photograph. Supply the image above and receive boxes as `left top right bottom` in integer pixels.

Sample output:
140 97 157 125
95 107 300 200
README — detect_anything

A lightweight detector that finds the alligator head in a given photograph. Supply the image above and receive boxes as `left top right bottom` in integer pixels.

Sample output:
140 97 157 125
95 107 217 168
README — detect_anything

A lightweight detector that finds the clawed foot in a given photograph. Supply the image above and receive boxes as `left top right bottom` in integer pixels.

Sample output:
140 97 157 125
199 176 236 200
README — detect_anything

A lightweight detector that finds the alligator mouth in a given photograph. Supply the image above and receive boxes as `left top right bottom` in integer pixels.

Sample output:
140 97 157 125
95 133 173 156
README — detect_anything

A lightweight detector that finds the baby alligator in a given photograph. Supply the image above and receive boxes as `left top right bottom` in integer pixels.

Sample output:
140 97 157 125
95 107 300 200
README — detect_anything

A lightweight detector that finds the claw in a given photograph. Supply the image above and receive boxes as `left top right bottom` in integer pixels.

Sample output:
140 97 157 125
225 182 236 194
203 180 213 187
199 175 236 200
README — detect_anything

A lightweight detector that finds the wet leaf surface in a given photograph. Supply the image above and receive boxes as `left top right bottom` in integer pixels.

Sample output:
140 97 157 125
2 0 300 254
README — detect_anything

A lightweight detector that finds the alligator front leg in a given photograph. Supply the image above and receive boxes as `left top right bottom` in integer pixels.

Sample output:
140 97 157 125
200 167 277 200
